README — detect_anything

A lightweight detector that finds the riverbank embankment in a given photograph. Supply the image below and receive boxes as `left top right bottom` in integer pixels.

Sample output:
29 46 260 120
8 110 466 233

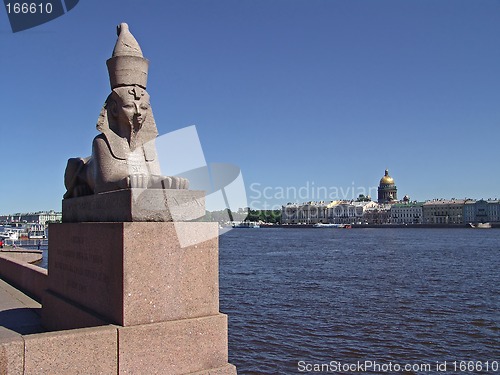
0 248 43 264
258 223 498 229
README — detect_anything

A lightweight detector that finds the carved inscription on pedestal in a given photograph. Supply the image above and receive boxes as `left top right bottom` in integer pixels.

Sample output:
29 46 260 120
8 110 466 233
48 223 124 323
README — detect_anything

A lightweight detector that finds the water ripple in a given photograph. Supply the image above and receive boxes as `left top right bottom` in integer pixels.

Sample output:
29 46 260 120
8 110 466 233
220 228 500 374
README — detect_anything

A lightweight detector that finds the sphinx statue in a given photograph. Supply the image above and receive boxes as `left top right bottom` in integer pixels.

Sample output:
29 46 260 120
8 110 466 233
64 23 188 199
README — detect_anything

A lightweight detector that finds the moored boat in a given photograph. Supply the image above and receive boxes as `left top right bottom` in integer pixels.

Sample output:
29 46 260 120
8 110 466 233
232 221 260 228
469 222 492 229
0 229 19 243
313 223 340 228
27 224 47 239
313 223 352 228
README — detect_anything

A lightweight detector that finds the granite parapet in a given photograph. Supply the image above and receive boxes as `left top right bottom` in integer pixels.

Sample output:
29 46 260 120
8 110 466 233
0 327 24 374
24 326 118 375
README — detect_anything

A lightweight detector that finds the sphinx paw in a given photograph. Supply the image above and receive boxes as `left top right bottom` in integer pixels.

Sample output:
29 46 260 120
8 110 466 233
129 174 148 188
160 176 189 189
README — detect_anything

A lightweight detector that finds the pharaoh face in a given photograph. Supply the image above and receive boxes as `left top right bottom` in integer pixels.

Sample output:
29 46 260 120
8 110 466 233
110 86 150 130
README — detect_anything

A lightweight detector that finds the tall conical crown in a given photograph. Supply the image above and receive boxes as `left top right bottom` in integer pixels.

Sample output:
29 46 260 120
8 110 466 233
106 23 149 89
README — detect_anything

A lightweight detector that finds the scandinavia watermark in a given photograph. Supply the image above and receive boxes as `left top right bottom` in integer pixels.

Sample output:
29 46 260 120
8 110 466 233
249 181 378 209
136 125 248 247
297 360 499 373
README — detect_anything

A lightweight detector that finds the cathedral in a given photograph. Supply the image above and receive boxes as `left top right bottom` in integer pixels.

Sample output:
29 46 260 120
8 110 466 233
378 169 397 203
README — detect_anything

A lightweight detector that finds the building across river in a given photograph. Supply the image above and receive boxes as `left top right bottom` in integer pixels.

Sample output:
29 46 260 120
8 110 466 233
282 169 500 225
0 210 62 226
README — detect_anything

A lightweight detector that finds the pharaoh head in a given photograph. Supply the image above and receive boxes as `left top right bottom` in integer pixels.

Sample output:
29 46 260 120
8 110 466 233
96 23 158 152
109 86 149 130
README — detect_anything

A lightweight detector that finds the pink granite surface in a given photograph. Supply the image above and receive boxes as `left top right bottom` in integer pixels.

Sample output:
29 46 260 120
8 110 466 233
46 222 219 327
62 188 205 223
0 254 47 303
47 222 124 325
122 221 219 326
39 220 237 374
118 314 229 375
41 291 109 331
23 325 117 375
0 327 24 374
189 364 238 375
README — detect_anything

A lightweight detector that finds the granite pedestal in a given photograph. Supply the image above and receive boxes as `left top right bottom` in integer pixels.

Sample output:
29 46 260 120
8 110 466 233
1 20 237 374
42 221 219 328
38 189 236 374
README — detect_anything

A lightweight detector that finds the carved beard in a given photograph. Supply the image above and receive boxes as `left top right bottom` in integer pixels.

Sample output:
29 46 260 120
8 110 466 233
129 115 146 150
132 118 143 133
130 125 139 151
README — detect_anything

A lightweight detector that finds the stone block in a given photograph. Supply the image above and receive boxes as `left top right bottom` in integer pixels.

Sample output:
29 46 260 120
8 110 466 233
41 290 109 331
0 327 24 375
118 314 229 375
121 222 219 326
23 325 117 375
46 222 219 327
62 188 205 222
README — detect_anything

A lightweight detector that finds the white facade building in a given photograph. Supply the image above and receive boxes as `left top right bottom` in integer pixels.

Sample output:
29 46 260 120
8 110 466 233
422 199 465 224
281 201 328 224
0 211 62 226
463 199 500 223
281 201 377 224
362 204 392 224
326 201 377 224
390 202 424 224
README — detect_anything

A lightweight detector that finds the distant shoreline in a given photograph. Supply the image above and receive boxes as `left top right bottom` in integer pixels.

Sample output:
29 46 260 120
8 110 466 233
258 223 499 229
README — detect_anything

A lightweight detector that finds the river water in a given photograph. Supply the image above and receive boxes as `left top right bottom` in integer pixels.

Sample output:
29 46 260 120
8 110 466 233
36 228 499 374
219 228 499 374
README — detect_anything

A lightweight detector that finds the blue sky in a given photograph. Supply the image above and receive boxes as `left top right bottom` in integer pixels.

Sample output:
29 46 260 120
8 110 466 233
1 0 500 213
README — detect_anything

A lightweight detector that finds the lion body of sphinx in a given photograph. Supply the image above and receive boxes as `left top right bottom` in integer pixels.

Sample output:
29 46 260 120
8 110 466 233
64 132 164 198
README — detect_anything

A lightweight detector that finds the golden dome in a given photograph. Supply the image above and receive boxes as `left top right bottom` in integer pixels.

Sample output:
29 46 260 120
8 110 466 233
380 169 394 185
